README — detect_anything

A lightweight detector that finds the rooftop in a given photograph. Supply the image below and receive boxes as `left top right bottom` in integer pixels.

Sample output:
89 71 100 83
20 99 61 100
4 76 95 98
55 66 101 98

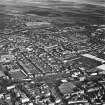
59 82 76 95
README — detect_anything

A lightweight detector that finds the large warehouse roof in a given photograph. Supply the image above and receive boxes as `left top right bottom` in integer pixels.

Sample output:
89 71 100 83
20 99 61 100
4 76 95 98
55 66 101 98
82 54 105 63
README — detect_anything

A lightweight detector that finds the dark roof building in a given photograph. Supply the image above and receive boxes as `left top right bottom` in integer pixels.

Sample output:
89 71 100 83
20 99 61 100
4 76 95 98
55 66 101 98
0 65 6 77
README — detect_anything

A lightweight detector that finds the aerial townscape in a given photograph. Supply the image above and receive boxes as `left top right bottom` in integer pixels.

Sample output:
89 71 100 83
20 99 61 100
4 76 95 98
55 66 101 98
1 0 105 105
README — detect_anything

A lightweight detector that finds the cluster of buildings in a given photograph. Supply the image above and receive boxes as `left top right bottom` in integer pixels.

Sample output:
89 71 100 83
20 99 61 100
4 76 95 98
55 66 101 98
0 14 105 105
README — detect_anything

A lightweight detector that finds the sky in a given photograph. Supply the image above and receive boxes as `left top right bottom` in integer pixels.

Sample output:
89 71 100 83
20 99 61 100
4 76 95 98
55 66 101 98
0 0 105 6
